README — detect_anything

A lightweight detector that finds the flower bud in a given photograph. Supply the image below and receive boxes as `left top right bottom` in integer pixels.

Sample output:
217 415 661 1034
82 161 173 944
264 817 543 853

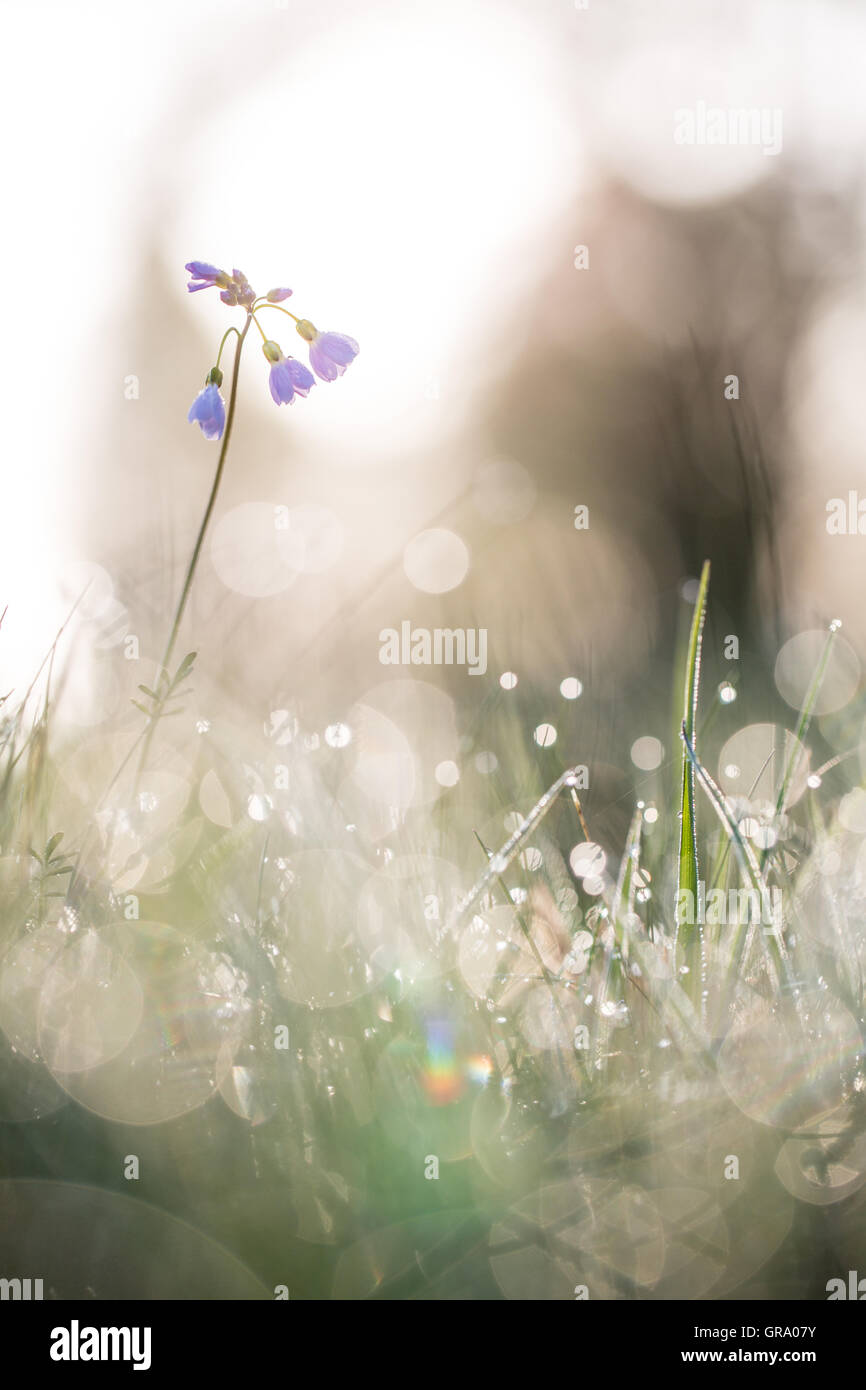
266 288 293 302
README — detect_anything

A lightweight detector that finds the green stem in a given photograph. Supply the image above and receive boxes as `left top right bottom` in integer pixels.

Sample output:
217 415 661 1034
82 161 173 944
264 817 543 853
675 560 710 988
215 325 240 370
256 302 301 324
161 312 251 677
137 312 251 779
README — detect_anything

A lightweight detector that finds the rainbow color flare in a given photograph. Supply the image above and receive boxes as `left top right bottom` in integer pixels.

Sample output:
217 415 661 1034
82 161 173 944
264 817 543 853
421 1020 492 1105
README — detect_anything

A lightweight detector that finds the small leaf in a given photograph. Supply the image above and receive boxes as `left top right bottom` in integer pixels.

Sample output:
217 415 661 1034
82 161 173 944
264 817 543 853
45 832 64 860
171 652 197 688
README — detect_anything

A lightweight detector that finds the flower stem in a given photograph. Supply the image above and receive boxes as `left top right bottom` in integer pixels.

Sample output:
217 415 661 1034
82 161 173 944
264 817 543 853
214 324 240 370
162 312 251 674
256 302 301 324
137 311 251 778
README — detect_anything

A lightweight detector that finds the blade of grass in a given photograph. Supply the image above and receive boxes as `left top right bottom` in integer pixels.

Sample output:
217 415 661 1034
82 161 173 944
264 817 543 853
472 830 585 1085
676 560 710 974
682 724 792 1022
450 767 585 931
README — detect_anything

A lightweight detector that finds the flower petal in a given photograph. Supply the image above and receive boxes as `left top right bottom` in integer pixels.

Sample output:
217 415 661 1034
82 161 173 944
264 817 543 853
286 358 316 395
185 261 222 281
268 361 295 405
309 342 339 382
188 383 225 439
318 332 359 367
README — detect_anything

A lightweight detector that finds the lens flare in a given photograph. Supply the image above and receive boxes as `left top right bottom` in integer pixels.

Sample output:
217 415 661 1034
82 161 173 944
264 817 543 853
419 1020 493 1105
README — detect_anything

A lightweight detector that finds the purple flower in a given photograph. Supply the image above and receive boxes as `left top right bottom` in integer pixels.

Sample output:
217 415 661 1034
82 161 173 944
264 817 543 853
296 320 359 382
186 261 222 279
187 381 225 440
264 342 316 405
185 262 229 293
185 262 255 306
221 268 256 308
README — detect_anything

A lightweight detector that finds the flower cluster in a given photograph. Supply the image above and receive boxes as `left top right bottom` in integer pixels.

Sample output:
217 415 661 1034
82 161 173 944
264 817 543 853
185 261 359 441
186 262 256 308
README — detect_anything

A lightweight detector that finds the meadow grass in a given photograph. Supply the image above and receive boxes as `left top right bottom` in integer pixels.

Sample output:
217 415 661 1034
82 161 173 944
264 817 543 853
0 564 863 1299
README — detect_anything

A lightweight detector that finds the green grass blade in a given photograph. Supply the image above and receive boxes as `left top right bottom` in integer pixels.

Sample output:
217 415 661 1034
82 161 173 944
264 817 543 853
682 723 762 890
677 560 710 938
682 724 791 1018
